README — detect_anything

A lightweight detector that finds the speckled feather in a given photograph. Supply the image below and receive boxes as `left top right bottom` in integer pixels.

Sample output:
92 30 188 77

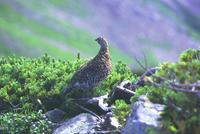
62 37 112 95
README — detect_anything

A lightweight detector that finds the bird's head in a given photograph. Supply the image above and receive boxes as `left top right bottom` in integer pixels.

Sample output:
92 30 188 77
95 37 108 48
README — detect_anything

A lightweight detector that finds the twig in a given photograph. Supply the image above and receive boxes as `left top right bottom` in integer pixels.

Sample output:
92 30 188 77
75 103 101 120
116 85 135 96
70 98 91 101
8 98 29 109
149 80 200 93
109 81 136 103
9 102 21 109
141 50 148 69
71 95 113 113
152 75 200 89
132 54 200 94
130 64 200 94
134 55 146 71
98 94 114 112
132 67 158 89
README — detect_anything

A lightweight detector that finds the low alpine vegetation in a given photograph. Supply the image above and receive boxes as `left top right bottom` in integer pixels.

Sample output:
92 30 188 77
0 110 53 134
0 49 199 133
0 53 136 133
131 48 200 134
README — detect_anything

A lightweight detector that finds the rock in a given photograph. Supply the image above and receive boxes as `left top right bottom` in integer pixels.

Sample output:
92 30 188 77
100 112 120 131
53 113 98 134
121 95 166 134
45 108 66 123
109 80 135 103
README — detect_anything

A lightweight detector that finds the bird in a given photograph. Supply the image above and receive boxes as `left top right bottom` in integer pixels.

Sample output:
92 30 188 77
62 37 112 97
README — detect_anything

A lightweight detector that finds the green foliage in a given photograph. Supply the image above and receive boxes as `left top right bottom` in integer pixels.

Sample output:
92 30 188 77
179 48 200 62
113 100 131 126
159 49 199 134
132 48 200 134
0 54 86 111
158 48 200 84
0 54 136 113
0 110 53 134
94 61 137 96
0 54 137 132
130 86 149 103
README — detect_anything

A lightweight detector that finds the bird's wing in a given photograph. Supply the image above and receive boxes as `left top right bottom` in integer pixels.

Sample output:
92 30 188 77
70 60 102 85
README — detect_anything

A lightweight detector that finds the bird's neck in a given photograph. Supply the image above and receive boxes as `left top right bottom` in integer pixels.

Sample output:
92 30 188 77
99 46 108 54
98 46 110 59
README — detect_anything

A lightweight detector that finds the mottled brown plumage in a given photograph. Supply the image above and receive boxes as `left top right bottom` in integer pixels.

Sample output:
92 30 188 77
62 37 112 96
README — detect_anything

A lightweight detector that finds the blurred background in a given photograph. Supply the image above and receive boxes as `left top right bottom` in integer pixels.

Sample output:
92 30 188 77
0 0 199 71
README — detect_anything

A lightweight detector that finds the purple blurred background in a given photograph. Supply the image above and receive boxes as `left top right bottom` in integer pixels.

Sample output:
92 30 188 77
0 0 199 70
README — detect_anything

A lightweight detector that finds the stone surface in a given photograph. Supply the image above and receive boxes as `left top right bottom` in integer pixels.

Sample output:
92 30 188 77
45 108 66 123
53 113 98 134
121 95 166 134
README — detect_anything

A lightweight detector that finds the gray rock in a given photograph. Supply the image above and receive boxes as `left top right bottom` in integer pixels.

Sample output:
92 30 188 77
45 108 66 123
53 113 98 134
121 95 166 134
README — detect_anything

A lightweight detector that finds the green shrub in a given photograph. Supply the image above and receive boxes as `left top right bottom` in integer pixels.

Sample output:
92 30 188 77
0 54 86 111
156 49 200 134
131 48 200 134
0 110 53 134
94 61 137 96
113 100 131 126
0 54 137 131
0 54 136 112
